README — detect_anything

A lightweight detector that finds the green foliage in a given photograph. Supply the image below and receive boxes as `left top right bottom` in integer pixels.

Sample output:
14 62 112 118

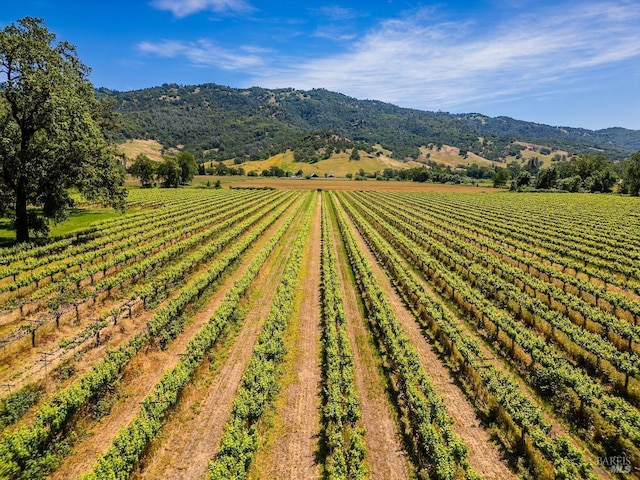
585 169 617 193
332 194 472 480
572 154 618 192
524 156 543 175
294 146 320 163
154 151 197 187
340 192 595 478
319 198 367 479
622 152 640 196
557 175 583 192
0 191 297 479
492 168 510 187
0 384 42 429
156 157 181 188
0 17 126 243
260 165 287 177
573 154 612 180
514 171 532 188
507 160 522 178
373 165 465 184
203 161 241 176
208 195 314 479
290 132 372 164
535 167 557 189
532 154 619 193
129 154 156 187
463 163 494 179
175 151 197 184
86 194 306 480
101 83 638 166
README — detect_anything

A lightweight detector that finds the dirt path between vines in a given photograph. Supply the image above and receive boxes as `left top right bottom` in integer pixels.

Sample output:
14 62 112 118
133 206 301 479
335 195 516 480
330 206 412 480
255 194 323 480
48 197 302 479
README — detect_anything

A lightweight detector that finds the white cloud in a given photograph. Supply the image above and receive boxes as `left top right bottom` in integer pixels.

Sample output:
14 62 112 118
150 0 253 18
313 26 357 42
250 1 640 111
315 6 359 20
137 39 264 70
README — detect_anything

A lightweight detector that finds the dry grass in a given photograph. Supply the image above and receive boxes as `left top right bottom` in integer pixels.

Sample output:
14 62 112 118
510 142 568 167
417 145 499 169
416 142 568 170
117 139 165 164
222 150 420 177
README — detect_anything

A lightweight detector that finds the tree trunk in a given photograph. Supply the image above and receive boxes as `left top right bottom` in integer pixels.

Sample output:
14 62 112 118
15 184 29 243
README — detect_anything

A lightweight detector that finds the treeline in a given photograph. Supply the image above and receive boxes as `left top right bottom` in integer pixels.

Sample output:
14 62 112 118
489 152 640 194
128 152 199 188
347 163 472 184
345 151 640 196
198 162 245 177
129 145 640 197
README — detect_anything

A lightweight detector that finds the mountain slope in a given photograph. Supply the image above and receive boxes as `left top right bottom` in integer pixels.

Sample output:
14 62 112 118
100 83 640 162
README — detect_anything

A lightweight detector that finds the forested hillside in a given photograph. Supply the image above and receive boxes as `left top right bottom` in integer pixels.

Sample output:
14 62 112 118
100 83 640 162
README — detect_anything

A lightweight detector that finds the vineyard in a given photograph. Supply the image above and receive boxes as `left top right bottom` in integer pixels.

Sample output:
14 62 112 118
0 187 639 479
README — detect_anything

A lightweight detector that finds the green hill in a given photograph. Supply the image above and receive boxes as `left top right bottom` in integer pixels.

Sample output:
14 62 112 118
100 83 640 163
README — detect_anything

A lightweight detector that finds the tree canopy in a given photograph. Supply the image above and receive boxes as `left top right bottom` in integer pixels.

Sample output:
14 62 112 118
129 154 156 187
492 168 510 188
0 17 125 242
622 152 640 196
156 157 181 188
175 151 197 184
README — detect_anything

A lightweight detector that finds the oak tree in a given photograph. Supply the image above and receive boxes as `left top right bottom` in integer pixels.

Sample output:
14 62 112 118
176 151 197 184
156 157 181 188
129 153 156 187
0 17 125 242
622 152 640 196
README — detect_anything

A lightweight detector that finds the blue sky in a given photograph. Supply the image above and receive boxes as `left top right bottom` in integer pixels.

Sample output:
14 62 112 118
3 0 640 130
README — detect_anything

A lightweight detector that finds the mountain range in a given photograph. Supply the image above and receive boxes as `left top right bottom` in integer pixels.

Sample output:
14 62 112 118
100 83 640 163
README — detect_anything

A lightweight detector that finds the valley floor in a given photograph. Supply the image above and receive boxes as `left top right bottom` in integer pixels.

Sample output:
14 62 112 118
0 187 638 479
